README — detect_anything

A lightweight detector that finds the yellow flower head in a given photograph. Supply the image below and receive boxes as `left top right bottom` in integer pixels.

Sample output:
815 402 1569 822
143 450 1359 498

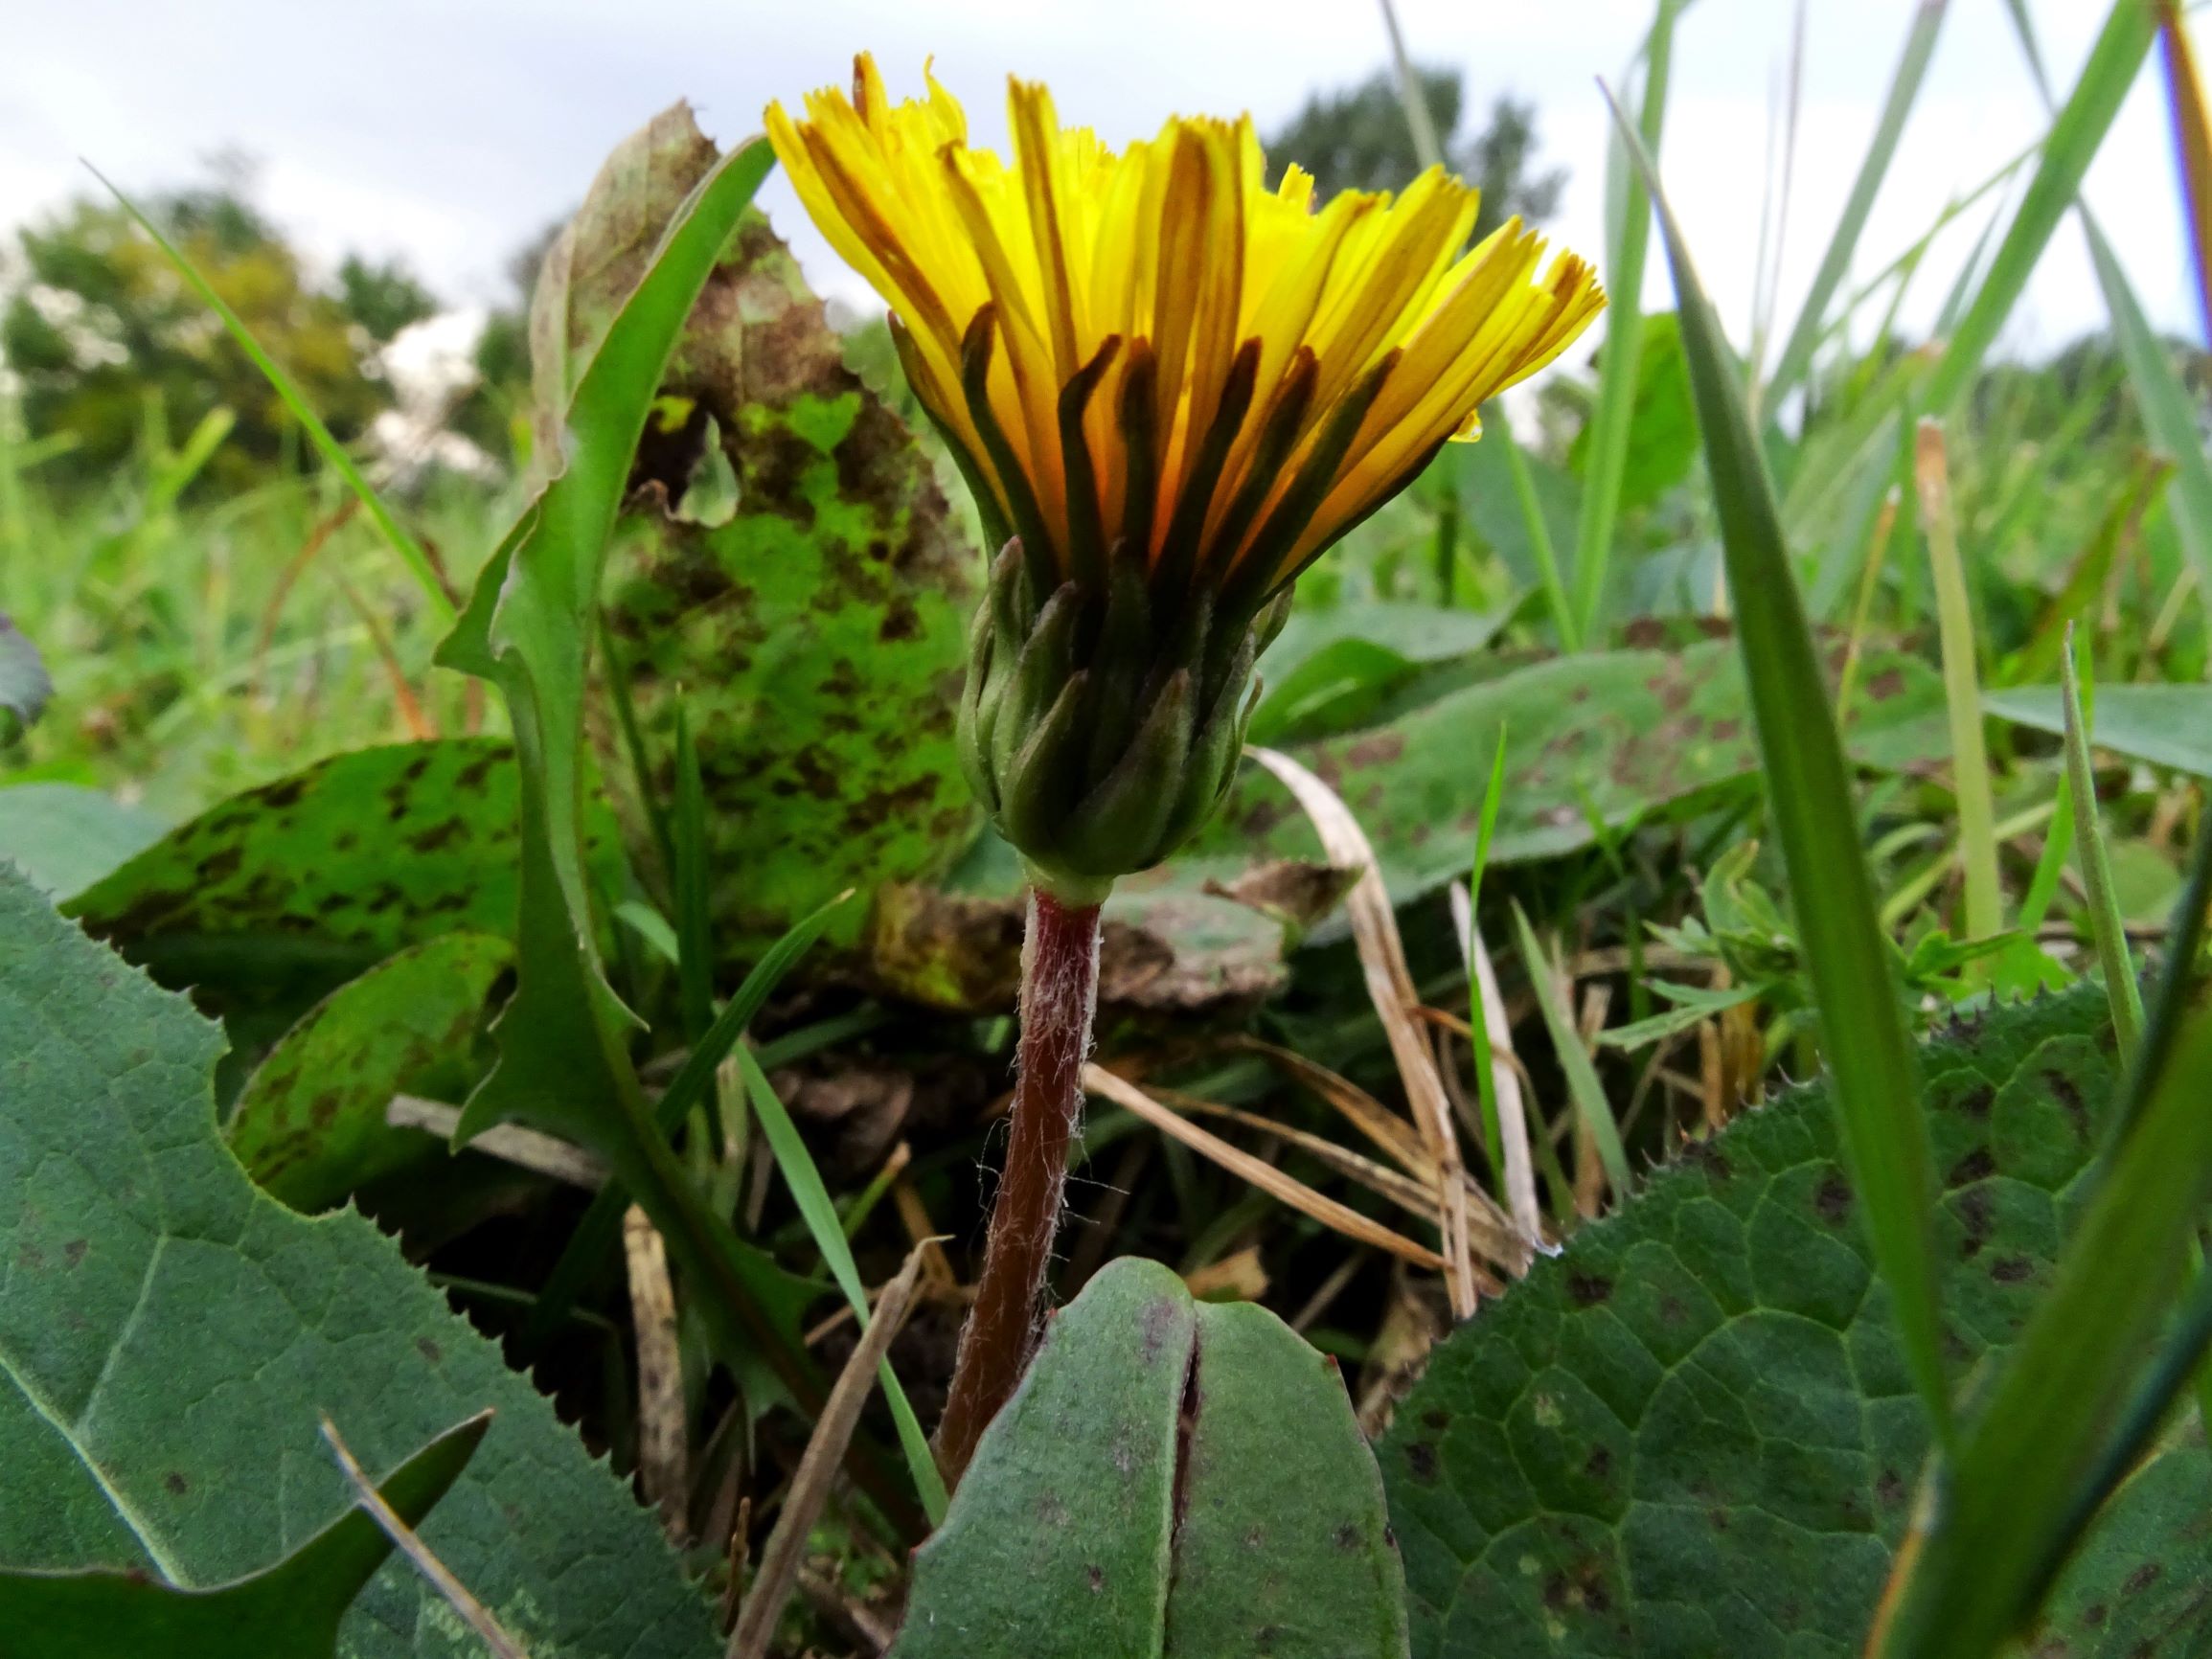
767 55 1604 617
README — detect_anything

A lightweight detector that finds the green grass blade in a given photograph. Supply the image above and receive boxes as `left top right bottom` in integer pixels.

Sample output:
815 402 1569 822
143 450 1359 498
1767 0 1950 402
1465 728 1511 1182
520 888 853 1353
1510 900 1632 1201
735 1045 951 1525
1571 0 1685 643
1912 420 2002 959
1492 401 1579 649
1922 0 2156 412
1611 90 1953 1445
1379 0 1447 170
2060 629 2145 1060
671 702 715 1045
91 168 454 624
2082 215 2212 595
597 610 676 884
2003 0 2212 602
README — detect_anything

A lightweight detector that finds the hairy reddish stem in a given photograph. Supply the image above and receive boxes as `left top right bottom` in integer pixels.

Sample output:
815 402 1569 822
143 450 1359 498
933 887 1103 1489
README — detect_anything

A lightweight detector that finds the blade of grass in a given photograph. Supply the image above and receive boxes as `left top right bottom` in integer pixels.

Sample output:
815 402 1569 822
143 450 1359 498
521 891 855 1353
1464 728 1511 1183
1611 87 1954 1445
1509 901 1632 1202
1922 0 2157 412
1378 0 1447 170
598 610 676 885
91 168 454 624
1492 401 1579 648
1767 0 1951 402
1571 0 1686 643
672 701 715 1046
2005 1 2212 607
1834 488 1901 718
1912 420 2002 961
733 1045 950 1526
2061 627 2146 1059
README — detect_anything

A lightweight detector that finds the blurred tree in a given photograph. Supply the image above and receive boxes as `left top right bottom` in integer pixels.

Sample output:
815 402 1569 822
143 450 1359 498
1266 65 1565 242
335 254 437 344
1 161 411 492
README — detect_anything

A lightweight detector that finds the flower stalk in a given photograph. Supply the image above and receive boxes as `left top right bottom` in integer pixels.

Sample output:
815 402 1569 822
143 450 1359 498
933 887 1103 1486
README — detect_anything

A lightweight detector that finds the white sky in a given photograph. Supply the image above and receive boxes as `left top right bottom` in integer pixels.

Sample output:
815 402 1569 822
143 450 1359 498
0 1 2199 372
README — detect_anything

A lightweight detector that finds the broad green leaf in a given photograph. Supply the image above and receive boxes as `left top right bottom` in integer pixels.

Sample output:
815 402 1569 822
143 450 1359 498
1451 414 1580 622
1985 683 2212 777
226 932 511 1212
0 1416 485 1658
1201 639 1946 902
570 112 980 958
1921 0 2156 412
1251 602 1515 745
893 1258 1408 1658
1628 101 1952 1442
0 867 719 1657
1566 311 1699 516
0 783 164 899
63 739 615 1012
1380 986 2209 1658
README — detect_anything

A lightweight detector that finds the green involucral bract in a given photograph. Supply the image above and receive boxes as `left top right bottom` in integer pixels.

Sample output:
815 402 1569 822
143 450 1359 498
959 541 1291 903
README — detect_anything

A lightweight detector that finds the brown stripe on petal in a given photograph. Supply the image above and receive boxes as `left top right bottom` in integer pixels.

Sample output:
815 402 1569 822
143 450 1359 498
891 314 1012 554
1152 336 1262 603
1219 348 1401 625
799 126 961 351
1056 335 1123 592
962 306 1060 589
1114 339 1161 574
1199 346 1319 590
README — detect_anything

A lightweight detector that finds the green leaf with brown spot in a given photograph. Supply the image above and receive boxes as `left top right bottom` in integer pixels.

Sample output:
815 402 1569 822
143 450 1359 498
61 739 617 1014
571 119 979 959
1380 986 2212 1657
226 932 511 1213
1203 639 1947 899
